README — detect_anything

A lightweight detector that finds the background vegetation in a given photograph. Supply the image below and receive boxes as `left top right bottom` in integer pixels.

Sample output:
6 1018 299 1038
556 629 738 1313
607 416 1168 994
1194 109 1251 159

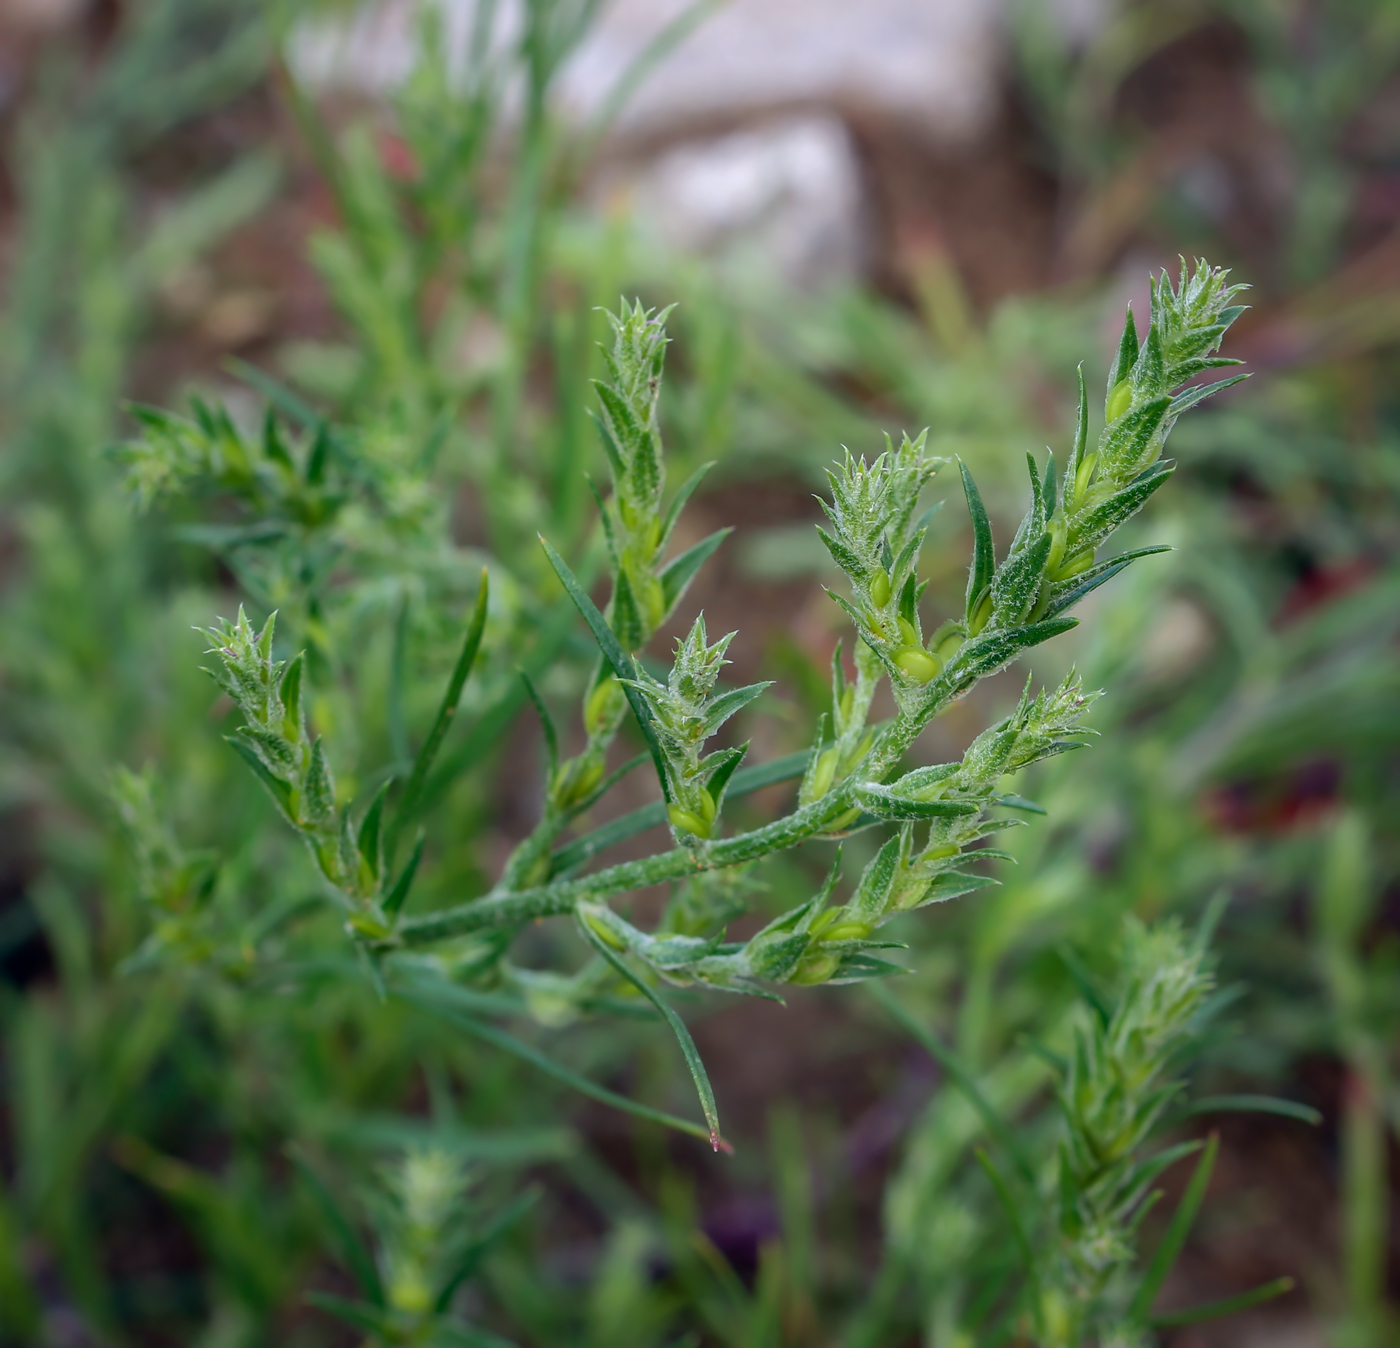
0 1 1395 1345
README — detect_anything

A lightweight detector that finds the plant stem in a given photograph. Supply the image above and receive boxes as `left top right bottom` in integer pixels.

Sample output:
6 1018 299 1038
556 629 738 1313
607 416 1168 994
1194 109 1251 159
398 676 957 946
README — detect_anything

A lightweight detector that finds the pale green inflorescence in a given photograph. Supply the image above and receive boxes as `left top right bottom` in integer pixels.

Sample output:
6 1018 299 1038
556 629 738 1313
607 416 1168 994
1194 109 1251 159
1038 919 1216 1347
187 261 1247 1140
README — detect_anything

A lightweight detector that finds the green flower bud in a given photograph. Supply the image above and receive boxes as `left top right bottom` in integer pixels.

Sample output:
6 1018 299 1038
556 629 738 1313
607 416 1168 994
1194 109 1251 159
808 745 839 799
1050 549 1095 582
582 909 629 950
1071 451 1098 510
893 646 942 682
552 752 604 811
667 804 711 838
1106 378 1132 422
968 589 994 636
869 569 892 608
584 676 623 737
346 911 391 942
821 805 863 835
640 573 666 633
935 628 965 661
789 952 839 986
821 920 872 943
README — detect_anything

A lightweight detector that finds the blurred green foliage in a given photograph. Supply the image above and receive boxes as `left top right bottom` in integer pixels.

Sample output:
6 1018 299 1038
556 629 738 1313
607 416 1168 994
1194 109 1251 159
0 2 1397 1347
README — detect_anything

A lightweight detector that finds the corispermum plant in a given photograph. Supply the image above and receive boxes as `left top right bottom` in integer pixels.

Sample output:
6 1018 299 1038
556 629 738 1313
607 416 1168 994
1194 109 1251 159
118 261 1274 1342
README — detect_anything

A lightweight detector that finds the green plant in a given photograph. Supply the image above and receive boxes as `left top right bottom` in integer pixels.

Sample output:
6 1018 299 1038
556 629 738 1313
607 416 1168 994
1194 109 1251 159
105 261 1260 1343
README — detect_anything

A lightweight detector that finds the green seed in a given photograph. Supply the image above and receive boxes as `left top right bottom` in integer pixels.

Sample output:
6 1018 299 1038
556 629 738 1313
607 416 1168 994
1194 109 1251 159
584 676 621 736
869 569 892 607
968 589 994 636
790 952 839 986
1106 378 1132 421
667 804 710 838
894 646 942 682
935 628 965 660
808 746 839 799
822 921 871 943
1052 549 1095 582
582 909 628 950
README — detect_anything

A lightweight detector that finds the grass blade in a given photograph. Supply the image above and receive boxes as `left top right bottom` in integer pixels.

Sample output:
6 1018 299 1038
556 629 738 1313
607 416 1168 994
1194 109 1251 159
1171 1094 1322 1127
393 569 489 834
869 982 1035 1184
289 1149 384 1305
1150 1277 1294 1329
974 1148 1041 1326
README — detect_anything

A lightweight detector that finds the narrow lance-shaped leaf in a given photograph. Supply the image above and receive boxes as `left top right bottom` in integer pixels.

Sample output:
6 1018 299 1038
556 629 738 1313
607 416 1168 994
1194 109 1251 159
540 537 672 801
394 977 716 1143
393 569 490 837
356 781 390 882
960 459 994 623
576 916 729 1152
1066 363 1089 489
519 670 559 778
1127 1132 1219 1327
1107 304 1139 398
660 459 716 547
1150 1277 1295 1330
382 832 425 917
289 1149 384 1305
660 526 731 616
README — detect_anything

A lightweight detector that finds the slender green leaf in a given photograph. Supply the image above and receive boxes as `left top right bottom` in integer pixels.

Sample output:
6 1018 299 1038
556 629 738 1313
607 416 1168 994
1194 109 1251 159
1172 1095 1322 1127
435 1185 542 1313
383 832 425 917
394 980 714 1143
871 983 1035 1184
975 1147 1042 1328
519 669 558 777
578 916 728 1152
960 459 994 623
394 569 490 832
540 536 671 800
1128 1133 1219 1326
1150 1277 1294 1329
660 527 732 615
289 1150 384 1305
303 1292 392 1336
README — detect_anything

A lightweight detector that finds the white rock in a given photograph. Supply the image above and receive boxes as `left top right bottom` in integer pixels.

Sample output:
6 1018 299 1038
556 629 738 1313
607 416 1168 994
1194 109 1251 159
618 115 867 288
290 0 1003 145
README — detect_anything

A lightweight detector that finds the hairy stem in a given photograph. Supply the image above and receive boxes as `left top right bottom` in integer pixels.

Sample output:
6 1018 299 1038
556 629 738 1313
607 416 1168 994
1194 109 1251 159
398 682 946 947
